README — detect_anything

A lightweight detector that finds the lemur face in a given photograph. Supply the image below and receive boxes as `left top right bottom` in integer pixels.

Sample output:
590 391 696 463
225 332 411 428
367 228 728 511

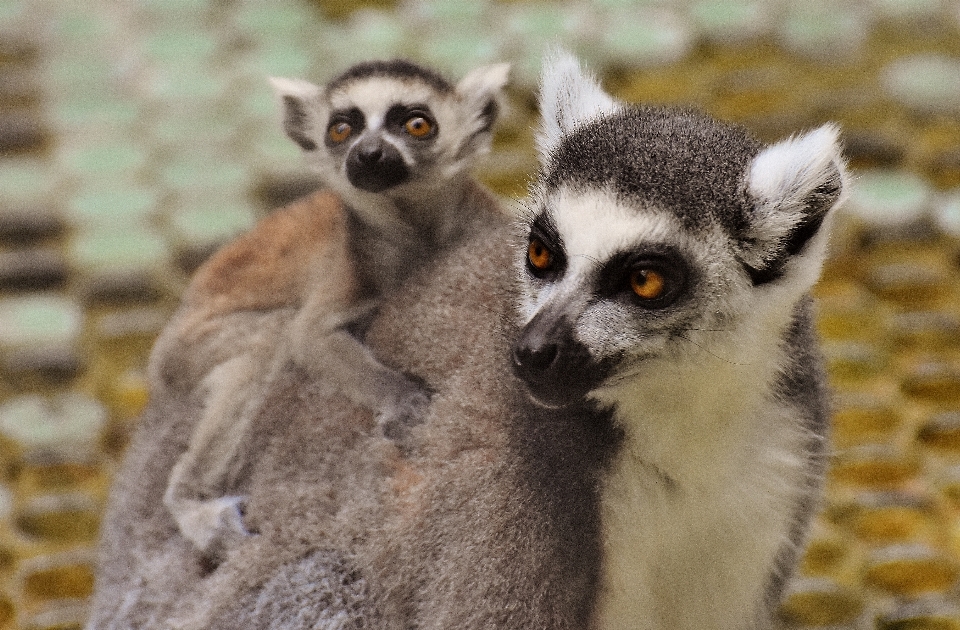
273 60 509 200
322 95 437 193
511 54 846 409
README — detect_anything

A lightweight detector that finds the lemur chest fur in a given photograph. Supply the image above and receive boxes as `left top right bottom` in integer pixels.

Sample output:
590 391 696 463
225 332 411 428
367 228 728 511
590 355 811 630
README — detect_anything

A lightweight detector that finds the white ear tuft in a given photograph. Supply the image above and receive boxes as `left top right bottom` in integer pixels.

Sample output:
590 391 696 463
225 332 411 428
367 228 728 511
269 77 323 152
269 76 322 103
456 62 511 105
748 123 845 216
536 51 620 159
741 124 847 271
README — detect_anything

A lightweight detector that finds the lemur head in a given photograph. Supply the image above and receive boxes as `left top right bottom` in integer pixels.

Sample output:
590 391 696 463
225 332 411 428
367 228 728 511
272 60 509 209
512 53 847 409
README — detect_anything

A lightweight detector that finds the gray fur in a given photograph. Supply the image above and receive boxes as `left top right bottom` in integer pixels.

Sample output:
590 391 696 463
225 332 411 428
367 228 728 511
91 53 841 629
90 215 622 628
159 59 510 562
326 59 454 96
764 296 831 610
543 106 762 234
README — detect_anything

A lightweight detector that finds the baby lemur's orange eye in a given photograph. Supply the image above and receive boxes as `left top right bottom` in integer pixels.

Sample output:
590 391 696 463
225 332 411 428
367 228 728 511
328 121 352 143
405 116 433 138
630 269 666 300
527 238 554 272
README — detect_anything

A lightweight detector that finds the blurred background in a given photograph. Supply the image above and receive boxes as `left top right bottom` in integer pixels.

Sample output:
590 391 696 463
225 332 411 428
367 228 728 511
2 0 960 627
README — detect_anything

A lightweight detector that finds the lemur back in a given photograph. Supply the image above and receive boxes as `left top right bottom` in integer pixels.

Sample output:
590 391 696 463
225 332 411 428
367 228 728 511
155 59 509 560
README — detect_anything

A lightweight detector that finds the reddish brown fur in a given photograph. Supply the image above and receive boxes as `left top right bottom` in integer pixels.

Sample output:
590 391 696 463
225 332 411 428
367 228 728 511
153 190 358 388
185 190 349 314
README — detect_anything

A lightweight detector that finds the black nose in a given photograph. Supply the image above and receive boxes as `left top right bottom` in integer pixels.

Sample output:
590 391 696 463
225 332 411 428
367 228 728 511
347 138 410 193
356 143 383 165
512 340 559 373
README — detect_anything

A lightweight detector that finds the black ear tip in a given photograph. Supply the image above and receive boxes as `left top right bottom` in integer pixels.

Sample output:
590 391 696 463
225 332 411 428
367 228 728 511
293 136 318 152
805 164 844 214
478 98 499 132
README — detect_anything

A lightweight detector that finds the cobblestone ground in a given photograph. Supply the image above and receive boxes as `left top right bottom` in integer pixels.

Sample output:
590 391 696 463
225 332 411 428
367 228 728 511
2 1 960 627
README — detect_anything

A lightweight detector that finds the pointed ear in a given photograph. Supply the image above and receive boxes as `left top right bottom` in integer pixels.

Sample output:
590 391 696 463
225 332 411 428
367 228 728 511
536 51 620 159
270 77 324 153
740 124 847 284
454 63 510 138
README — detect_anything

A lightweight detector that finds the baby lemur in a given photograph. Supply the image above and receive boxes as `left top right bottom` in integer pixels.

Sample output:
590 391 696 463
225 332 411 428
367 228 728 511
155 59 509 559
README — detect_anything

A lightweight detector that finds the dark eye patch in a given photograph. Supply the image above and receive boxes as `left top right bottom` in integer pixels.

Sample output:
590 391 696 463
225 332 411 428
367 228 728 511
596 246 689 309
385 104 437 139
325 108 365 149
526 214 567 280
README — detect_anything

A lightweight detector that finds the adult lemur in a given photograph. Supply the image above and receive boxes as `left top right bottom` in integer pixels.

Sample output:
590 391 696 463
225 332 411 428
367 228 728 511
154 59 509 559
502 52 847 628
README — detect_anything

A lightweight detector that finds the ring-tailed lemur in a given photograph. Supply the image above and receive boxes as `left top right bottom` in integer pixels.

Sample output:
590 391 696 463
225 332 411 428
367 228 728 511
506 53 846 628
155 59 509 560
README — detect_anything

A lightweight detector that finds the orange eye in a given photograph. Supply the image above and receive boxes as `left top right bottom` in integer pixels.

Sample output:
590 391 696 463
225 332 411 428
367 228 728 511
405 116 433 138
528 238 554 272
630 269 666 300
328 121 352 143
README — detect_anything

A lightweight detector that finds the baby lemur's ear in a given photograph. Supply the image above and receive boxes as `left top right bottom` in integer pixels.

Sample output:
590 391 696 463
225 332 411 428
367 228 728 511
536 51 620 160
270 77 324 153
740 124 847 287
455 62 511 135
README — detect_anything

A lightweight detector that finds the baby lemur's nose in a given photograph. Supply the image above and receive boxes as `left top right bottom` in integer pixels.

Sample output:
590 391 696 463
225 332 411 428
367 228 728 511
347 138 410 192
357 143 384 164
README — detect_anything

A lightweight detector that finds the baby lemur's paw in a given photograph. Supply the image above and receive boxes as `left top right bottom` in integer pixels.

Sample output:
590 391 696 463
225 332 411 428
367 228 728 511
377 379 432 443
177 495 253 561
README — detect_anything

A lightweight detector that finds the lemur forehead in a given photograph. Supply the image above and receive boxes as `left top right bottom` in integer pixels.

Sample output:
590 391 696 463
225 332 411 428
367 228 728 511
543 106 763 234
326 59 453 95
327 76 446 119
541 187 692 269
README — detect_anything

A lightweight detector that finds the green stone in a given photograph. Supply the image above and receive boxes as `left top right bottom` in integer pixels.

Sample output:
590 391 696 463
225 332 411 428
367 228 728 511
883 55 960 114
44 56 113 92
0 295 82 350
0 393 106 454
170 201 257 248
67 230 170 272
146 70 226 104
419 33 500 78
845 170 931 226
408 0 489 23
255 128 306 166
143 30 218 68
0 158 54 206
61 142 147 179
601 10 692 67
66 186 158 227
935 191 960 237
149 110 235 150
51 95 140 131
505 4 570 40
349 10 409 60
246 46 312 80
778 4 866 59
690 0 769 41
52 10 111 46
160 158 248 193
234 4 314 36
